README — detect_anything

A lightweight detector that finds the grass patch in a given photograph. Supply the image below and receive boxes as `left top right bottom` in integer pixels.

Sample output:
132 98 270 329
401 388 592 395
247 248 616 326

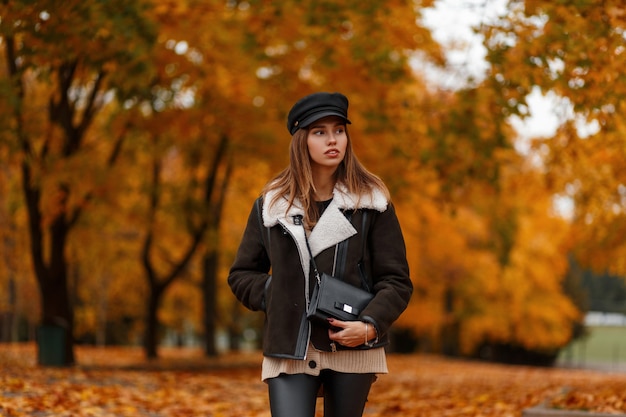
558 326 626 368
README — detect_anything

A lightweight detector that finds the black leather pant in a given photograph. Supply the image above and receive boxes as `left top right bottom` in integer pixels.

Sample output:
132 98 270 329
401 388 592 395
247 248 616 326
267 370 375 417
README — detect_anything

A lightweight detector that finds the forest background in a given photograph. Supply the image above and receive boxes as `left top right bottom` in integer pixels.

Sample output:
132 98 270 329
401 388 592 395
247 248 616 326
1 0 626 367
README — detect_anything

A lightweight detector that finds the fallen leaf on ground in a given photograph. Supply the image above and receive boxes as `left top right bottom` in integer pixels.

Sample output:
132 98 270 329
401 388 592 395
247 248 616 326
1 344 625 416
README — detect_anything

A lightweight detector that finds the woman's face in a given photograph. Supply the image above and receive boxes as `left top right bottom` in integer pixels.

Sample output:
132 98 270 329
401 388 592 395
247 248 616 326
306 116 347 173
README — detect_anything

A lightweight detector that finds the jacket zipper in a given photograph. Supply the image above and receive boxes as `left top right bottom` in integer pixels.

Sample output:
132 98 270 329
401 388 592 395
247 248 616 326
280 217 312 359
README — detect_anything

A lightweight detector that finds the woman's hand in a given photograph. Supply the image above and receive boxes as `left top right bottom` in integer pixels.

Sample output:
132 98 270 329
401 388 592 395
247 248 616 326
327 318 371 347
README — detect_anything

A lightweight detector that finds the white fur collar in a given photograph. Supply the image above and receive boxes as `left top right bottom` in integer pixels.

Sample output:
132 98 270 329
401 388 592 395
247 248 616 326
262 183 388 228
261 183 388 285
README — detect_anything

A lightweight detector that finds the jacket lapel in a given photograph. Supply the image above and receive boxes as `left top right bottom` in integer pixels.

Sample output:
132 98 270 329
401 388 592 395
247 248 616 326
308 200 356 257
262 183 389 278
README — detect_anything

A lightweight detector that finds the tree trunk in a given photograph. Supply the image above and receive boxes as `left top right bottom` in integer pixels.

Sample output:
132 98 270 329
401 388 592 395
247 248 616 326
1 230 17 342
200 134 231 356
202 249 218 356
39 274 75 364
144 281 163 359
139 159 208 359
21 162 76 365
35 215 76 365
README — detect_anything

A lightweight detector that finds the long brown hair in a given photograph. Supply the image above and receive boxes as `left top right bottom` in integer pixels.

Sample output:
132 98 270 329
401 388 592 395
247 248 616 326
264 126 390 228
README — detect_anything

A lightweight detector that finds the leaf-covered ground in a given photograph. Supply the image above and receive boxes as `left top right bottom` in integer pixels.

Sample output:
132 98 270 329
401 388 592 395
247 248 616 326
1 344 625 416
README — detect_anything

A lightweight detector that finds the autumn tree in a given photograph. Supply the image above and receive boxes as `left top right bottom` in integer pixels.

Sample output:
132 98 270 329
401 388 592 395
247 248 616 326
480 0 626 276
120 0 269 358
389 6 584 359
394 102 581 360
391 0 626 360
0 0 156 364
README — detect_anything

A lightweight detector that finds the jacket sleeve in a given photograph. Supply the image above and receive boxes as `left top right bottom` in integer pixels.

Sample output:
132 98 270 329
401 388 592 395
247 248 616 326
228 198 272 312
361 202 413 338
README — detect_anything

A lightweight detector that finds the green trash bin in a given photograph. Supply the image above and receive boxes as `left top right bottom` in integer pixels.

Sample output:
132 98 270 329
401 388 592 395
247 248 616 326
37 325 66 366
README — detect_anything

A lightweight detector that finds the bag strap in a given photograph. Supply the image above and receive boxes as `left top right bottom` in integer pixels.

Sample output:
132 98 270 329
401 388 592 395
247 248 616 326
359 210 371 292
333 210 352 279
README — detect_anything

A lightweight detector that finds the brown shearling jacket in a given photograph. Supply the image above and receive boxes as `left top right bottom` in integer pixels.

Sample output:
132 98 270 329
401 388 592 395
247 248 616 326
228 184 413 360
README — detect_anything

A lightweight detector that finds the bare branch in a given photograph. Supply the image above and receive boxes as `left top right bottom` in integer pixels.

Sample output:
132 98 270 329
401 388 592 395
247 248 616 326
76 70 107 139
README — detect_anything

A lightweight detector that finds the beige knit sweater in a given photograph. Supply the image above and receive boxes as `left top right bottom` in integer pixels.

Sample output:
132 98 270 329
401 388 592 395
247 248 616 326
261 342 387 381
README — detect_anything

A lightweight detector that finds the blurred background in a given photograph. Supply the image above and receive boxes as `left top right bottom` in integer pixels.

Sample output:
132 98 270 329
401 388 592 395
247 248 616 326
1 0 625 369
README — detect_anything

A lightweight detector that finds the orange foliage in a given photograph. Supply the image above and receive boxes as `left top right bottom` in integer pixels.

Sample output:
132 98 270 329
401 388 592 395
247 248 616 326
482 0 626 276
395 145 580 355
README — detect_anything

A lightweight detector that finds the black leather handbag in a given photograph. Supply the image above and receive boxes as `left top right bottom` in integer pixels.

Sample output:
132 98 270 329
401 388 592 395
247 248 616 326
307 271 373 322
300 213 373 323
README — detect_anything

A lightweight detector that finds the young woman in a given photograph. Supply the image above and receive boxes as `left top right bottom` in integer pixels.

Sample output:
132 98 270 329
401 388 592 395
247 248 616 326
228 92 413 417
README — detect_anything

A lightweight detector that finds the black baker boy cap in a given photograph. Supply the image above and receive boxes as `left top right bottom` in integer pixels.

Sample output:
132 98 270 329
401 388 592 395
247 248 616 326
287 92 351 135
